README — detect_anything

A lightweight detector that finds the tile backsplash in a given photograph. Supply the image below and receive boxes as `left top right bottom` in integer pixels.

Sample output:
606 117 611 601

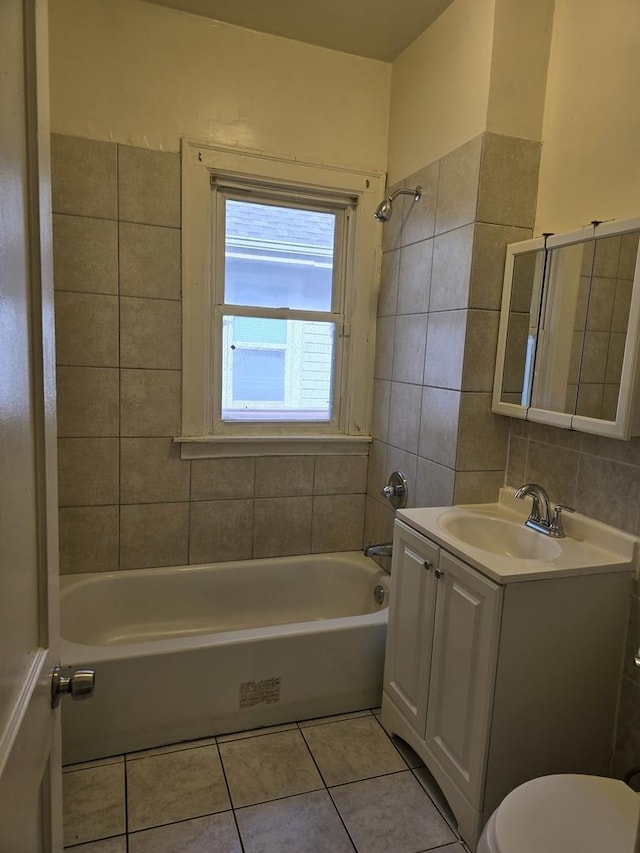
51 134 368 574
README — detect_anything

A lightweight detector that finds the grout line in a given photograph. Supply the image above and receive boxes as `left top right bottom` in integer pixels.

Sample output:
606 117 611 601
215 743 247 853
294 725 359 852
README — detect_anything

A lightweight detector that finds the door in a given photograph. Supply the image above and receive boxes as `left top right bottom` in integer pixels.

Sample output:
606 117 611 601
423 551 502 810
383 522 439 737
0 1 62 850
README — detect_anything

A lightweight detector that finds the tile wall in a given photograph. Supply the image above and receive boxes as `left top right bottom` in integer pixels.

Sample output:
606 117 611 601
51 135 368 574
365 131 541 549
505 421 640 777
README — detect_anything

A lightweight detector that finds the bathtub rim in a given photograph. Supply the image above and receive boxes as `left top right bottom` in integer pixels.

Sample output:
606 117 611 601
60 550 389 666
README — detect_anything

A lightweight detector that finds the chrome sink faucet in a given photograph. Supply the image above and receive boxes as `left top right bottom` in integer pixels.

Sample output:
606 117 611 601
514 483 574 538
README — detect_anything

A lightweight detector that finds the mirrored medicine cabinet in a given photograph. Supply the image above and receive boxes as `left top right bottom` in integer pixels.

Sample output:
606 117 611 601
492 216 640 439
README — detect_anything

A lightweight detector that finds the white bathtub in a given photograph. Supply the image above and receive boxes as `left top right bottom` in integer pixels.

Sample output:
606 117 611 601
60 551 389 764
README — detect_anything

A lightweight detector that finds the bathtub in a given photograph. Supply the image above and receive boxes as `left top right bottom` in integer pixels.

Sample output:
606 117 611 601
60 551 389 764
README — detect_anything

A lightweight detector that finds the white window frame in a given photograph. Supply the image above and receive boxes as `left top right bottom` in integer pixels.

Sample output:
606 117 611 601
177 140 384 458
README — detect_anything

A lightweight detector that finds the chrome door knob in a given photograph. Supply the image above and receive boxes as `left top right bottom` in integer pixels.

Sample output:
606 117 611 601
51 665 96 709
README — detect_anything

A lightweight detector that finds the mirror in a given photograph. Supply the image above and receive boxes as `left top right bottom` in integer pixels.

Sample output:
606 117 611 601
493 217 640 438
496 238 545 410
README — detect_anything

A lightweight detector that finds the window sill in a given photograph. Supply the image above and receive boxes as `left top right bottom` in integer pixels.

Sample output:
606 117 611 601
174 434 372 459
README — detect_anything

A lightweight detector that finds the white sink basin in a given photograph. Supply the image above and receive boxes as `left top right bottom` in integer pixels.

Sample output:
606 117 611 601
439 513 562 560
396 488 638 583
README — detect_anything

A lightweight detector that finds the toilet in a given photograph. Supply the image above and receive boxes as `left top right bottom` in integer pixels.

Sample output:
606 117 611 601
477 774 640 853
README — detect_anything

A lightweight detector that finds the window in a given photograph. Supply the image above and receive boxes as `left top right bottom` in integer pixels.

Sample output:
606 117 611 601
217 195 343 424
179 141 384 458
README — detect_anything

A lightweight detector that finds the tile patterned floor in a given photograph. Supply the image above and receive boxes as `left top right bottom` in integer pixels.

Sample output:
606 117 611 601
62 708 470 853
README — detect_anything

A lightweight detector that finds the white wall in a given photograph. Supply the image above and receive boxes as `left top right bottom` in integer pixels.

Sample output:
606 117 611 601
49 0 391 173
486 0 554 143
386 0 495 183
535 0 640 232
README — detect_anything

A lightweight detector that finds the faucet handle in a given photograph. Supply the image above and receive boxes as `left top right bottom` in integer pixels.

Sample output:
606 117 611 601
551 504 575 537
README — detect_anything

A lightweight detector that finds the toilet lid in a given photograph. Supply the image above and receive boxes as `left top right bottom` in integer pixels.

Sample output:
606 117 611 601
489 775 639 853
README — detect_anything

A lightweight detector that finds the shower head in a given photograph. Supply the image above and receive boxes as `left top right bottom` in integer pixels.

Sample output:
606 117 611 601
374 185 422 223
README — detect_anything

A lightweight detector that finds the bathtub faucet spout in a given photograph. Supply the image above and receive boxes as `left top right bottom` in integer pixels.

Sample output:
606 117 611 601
364 543 393 558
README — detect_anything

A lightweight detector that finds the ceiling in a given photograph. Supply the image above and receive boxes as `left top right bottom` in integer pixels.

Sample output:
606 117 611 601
144 0 455 62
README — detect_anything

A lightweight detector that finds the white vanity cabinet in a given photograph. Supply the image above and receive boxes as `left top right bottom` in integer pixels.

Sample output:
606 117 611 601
382 517 632 851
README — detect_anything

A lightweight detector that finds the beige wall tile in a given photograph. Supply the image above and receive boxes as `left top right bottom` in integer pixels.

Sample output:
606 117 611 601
505 435 527 488
378 250 399 317
118 146 180 228
120 369 181 437
593 235 622 277
400 161 439 247
55 292 119 367
51 135 117 219
525 440 579 508
579 331 609 384
453 470 503 504
387 382 422 454
456 392 509 471
189 499 253 563
386 446 418 504
56 367 119 437
586 277 616 331
363 495 395 549
477 133 541 228
314 455 367 495
419 386 461 469
371 379 391 443
311 494 365 552
58 438 119 506
253 497 312 558
462 309 500 391
430 224 474 311
253 455 314 497
191 457 255 501
120 296 181 369
120 502 189 569
59 506 119 574
366 440 388 503
618 232 639 279
470 223 532 310
397 240 432 315
53 214 118 294
392 314 428 385
575 454 640 533
120 438 190 503
119 222 181 300
613 279 633 332
528 421 581 450
414 457 455 507
606 333 626 384
434 135 482 235
373 316 395 381
423 310 466 390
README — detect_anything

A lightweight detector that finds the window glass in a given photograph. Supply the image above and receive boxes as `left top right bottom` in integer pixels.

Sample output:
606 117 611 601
221 315 335 421
224 200 336 311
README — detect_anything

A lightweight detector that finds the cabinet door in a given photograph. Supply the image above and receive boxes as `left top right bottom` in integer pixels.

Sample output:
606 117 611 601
383 522 439 738
424 551 502 809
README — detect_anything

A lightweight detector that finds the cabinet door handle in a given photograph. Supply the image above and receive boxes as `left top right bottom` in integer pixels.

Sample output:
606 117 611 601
423 560 432 571
434 568 444 579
